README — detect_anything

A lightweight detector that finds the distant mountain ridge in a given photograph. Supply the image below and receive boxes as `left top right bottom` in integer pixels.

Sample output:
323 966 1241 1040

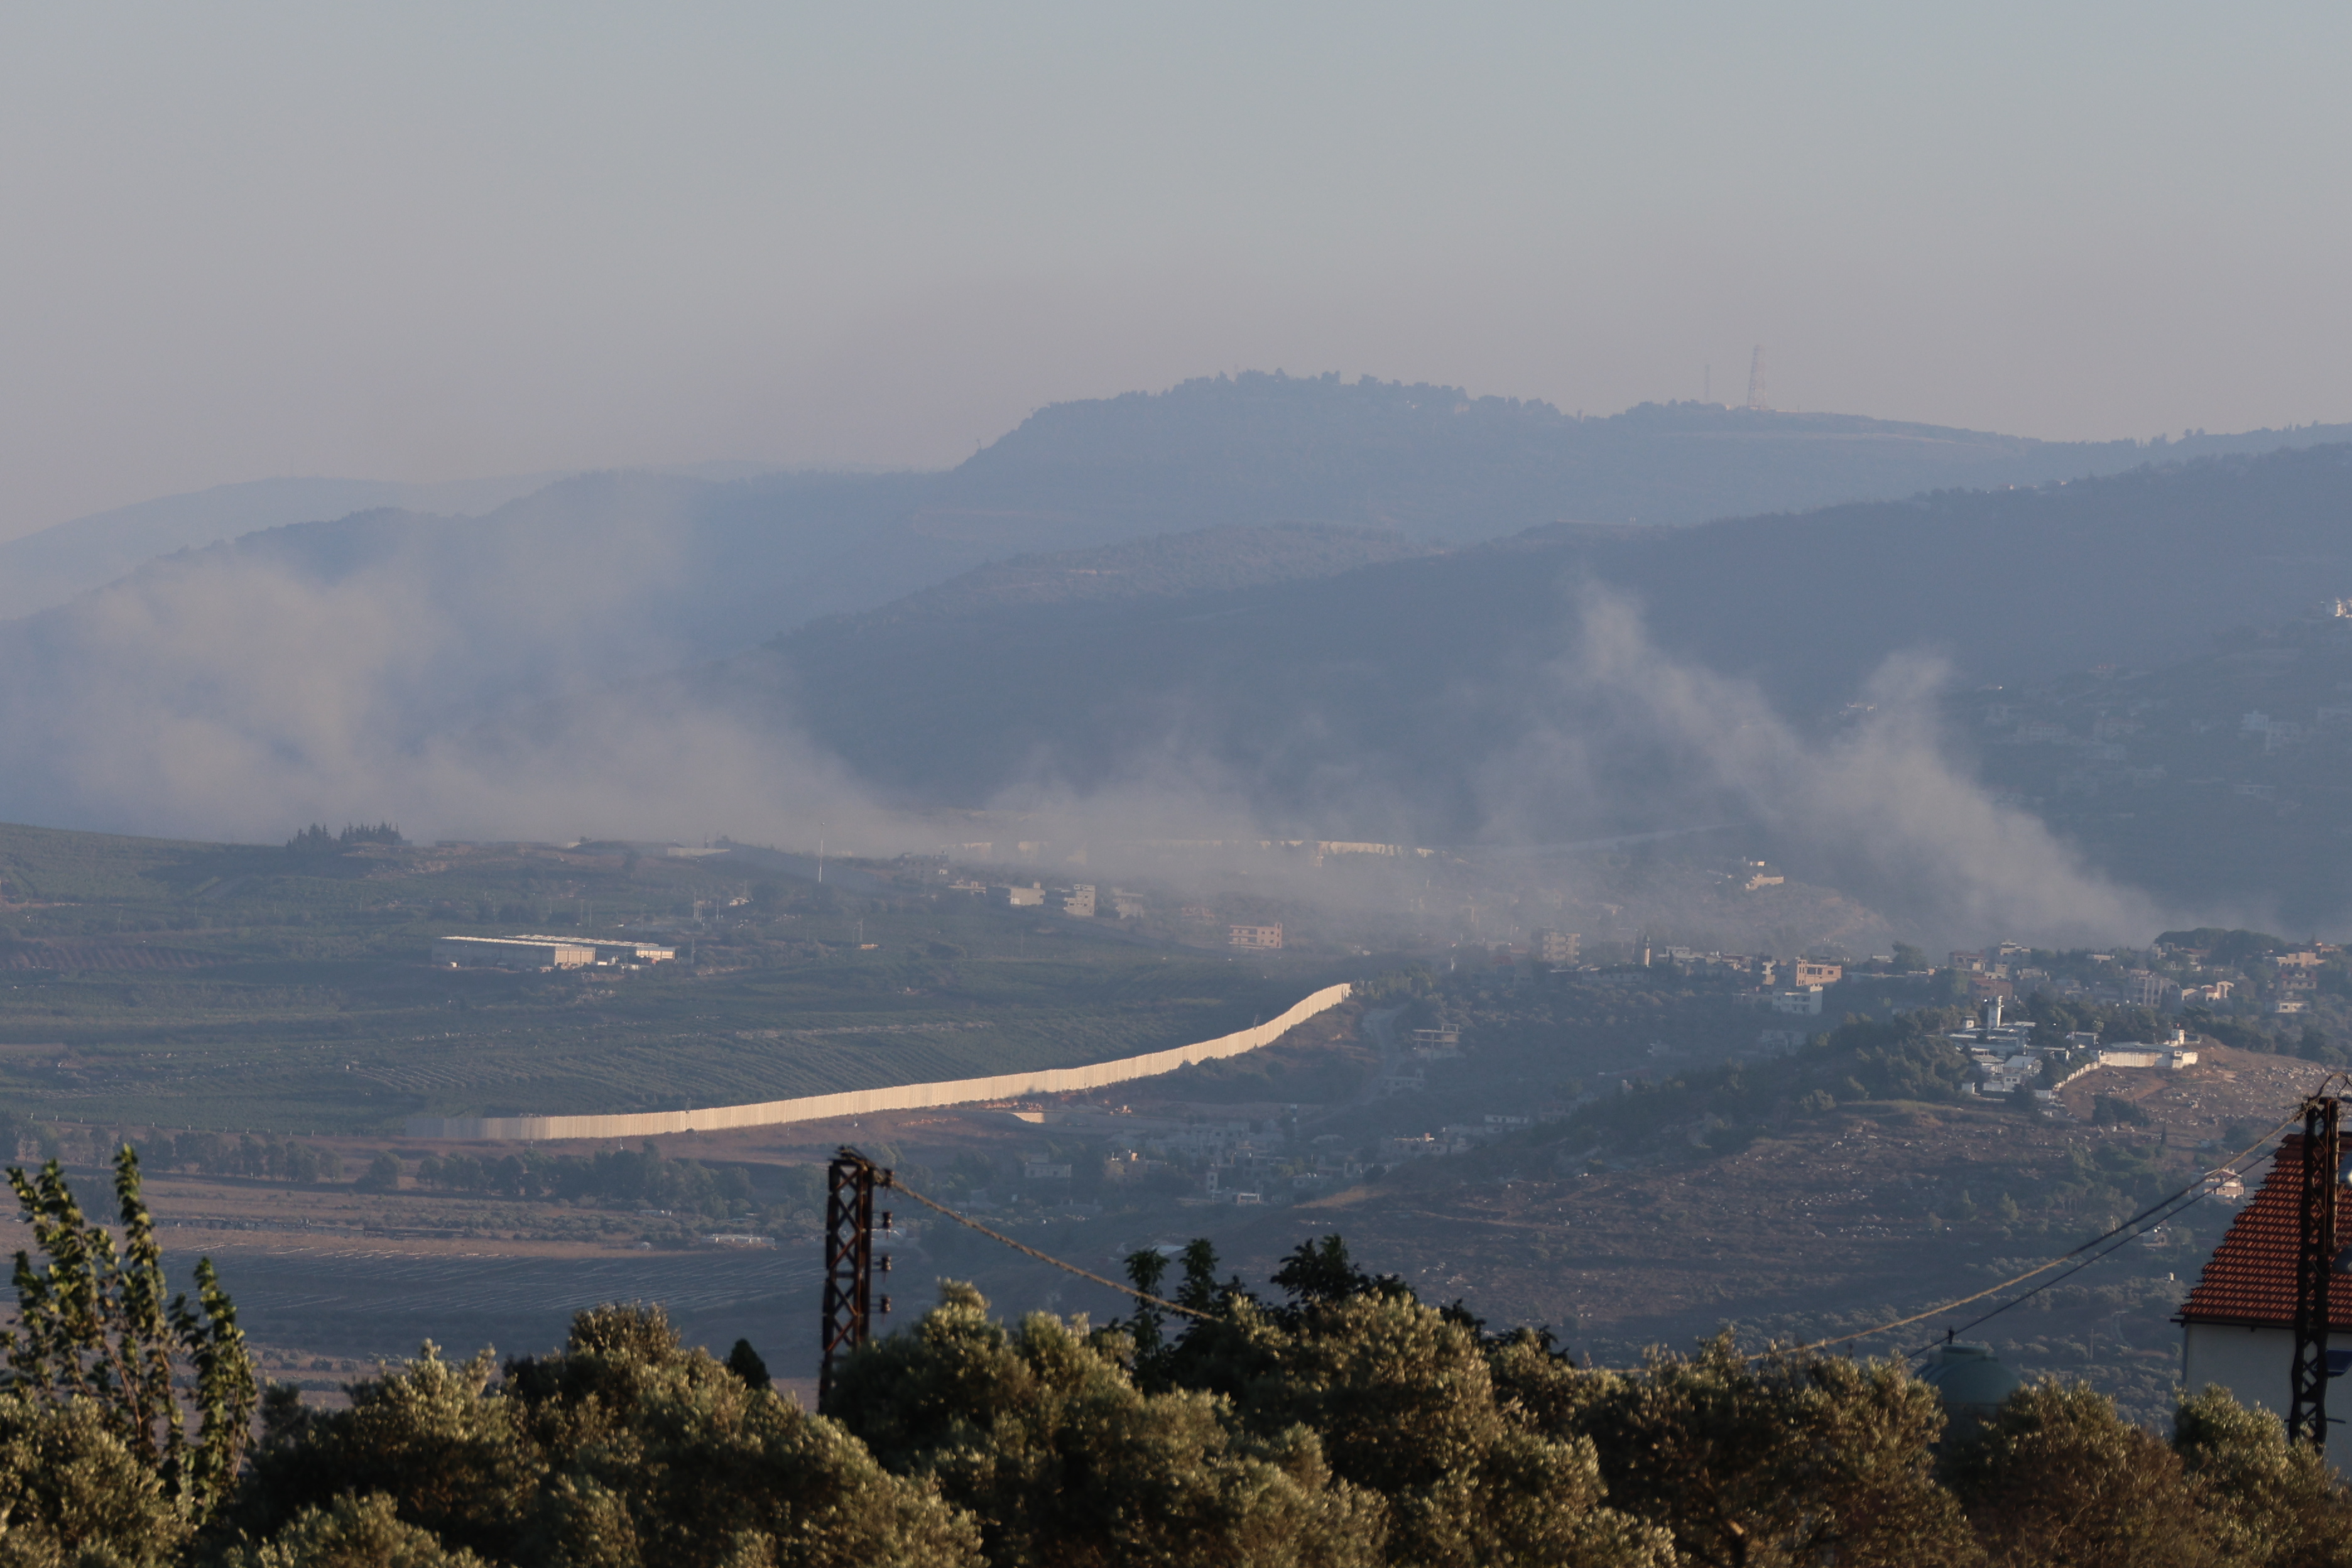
19 371 2348 633
950 372 2352 538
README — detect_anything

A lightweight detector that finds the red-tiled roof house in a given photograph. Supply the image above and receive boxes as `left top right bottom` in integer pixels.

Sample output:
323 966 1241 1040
2178 1132 2352 1444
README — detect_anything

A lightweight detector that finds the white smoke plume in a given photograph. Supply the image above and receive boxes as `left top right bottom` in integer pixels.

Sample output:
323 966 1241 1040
1472 588 2182 949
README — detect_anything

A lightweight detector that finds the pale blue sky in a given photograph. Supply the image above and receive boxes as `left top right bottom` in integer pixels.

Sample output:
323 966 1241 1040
4 2 2348 536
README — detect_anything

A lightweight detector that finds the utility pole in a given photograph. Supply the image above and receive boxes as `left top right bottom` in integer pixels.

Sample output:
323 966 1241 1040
2290 1096 2341 1451
818 1146 893 1408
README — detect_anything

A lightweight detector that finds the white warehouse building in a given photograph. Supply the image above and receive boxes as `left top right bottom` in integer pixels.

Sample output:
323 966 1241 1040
434 934 676 970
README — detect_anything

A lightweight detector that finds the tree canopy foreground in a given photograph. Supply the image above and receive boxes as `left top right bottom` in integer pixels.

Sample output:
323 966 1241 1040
7 1162 2352 1568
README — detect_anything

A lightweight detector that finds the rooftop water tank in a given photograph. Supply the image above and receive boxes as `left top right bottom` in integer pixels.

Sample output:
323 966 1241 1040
1917 1339 2020 1442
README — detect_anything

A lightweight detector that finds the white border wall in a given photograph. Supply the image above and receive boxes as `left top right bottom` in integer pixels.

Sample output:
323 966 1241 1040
403 983 1352 1143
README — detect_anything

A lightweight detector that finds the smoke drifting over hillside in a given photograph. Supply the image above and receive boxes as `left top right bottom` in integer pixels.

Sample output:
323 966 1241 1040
956 589 2182 951
0 452 2284 949
0 528 900 853
1483 592 2172 946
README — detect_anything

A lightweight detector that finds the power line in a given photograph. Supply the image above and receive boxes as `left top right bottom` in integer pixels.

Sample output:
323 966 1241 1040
832 1074 2341 1376
850 1150 1210 1321
1816 1075 2337 1363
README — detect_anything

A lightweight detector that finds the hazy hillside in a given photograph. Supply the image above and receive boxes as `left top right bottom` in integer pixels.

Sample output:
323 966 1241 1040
754 444 2352 789
819 523 1439 634
0 473 560 621
716 444 2352 930
0 462 796 622
1949 612 2352 928
7 373 2352 884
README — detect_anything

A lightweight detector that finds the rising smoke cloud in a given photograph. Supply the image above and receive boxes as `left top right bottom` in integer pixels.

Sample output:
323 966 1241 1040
1471 588 2182 949
0 511 897 850
0 524 2222 952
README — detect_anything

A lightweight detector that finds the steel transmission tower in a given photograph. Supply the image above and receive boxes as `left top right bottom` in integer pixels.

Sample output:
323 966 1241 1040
819 1147 894 1408
2290 1097 2342 1451
1745 346 1770 411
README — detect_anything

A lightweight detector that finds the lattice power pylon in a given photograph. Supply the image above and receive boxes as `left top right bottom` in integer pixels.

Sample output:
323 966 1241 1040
1745 345 1770 412
2289 1096 2341 1450
818 1146 893 1408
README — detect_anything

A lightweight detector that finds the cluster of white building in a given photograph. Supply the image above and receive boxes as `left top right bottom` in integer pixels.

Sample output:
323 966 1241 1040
1950 999 2197 1101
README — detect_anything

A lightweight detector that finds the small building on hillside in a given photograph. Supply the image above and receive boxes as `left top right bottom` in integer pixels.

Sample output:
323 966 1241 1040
2177 1129 2352 1465
437 935 595 969
1229 923 1283 951
2098 1042 2199 1069
434 935 675 969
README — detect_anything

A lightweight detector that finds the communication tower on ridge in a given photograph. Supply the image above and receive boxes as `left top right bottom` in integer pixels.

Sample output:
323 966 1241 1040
1745 346 1770 412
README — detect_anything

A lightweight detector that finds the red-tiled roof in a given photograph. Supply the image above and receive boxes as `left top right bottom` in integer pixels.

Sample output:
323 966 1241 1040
2180 1134 2352 1330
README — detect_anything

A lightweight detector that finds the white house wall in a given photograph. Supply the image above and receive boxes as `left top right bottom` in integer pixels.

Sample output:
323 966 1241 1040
2183 1322 2351 1475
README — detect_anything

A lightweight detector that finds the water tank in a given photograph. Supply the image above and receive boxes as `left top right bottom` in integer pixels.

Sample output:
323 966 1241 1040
1917 1339 2020 1442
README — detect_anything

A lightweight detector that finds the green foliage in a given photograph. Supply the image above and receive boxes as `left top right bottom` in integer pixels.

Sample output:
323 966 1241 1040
725 1339 771 1392
232 1345 535 1559
2155 928 2291 966
161 1133 344 1185
1244 1291 1669 1566
286 824 405 854
1536 1008 1973 1162
1349 968 1437 1005
1270 1234 1377 1312
0 1391 192 1565
356 1152 403 1193
3 1146 257 1520
2172 1386 2352 1565
231 1307 977 1568
827 1283 1385 1567
1508 1332 1976 1567
413 1143 758 1219
16 1212 2352 1568
1826 1015 1976 1102
2093 1094 2151 1127
1947 1380 2225 1567
215 1491 487 1567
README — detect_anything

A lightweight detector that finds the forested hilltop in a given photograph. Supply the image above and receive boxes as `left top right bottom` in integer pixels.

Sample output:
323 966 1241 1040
9 1150 2352 1568
953 372 2352 536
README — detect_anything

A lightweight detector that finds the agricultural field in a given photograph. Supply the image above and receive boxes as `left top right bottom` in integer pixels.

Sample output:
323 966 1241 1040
0 822 1325 1135
0 948 2320 1424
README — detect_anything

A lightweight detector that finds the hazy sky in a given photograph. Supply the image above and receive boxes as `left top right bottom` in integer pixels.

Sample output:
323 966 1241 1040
6 1 2348 540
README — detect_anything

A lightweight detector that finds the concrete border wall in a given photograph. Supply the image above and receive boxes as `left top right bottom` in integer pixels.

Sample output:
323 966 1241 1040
403 983 1352 1143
